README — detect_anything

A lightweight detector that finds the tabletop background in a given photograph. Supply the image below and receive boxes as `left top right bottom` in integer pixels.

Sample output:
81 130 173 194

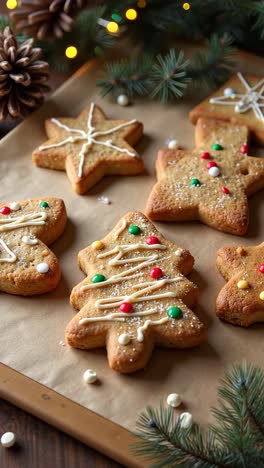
0 4 119 467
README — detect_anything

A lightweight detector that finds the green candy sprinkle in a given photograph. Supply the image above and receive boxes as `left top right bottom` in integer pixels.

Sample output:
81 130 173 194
92 274 106 283
212 143 223 151
190 178 201 186
40 201 49 208
167 306 183 319
128 225 141 235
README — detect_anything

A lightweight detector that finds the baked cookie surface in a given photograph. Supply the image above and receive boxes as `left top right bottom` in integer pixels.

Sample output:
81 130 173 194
0 197 66 295
189 72 264 144
146 117 264 235
32 103 144 194
216 242 264 327
66 211 206 373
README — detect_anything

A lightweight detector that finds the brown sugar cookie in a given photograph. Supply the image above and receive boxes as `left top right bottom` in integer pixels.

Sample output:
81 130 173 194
216 242 264 327
146 117 264 235
32 103 144 194
65 211 206 374
189 72 264 145
0 197 66 295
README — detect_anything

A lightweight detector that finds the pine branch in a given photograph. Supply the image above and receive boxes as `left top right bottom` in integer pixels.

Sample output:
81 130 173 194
132 363 264 467
97 35 236 103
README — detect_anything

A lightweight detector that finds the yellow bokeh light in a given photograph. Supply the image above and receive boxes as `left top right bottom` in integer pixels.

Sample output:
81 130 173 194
137 0 147 7
125 8 138 20
106 21 119 33
65 46 78 59
183 2 190 10
6 0 17 10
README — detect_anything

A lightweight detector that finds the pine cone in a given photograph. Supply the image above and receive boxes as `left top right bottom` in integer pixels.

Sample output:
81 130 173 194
11 0 84 40
0 27 50 120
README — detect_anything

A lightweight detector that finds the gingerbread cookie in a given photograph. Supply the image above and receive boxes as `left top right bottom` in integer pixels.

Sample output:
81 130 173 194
216 242 264 327
190 72 264 145
65 211 206 373
32 103 144 194
146 117 264 235
0 197 66 295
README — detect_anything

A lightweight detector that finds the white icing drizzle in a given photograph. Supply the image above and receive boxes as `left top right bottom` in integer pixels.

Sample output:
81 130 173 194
210 72 264 122
0 212 48 232
114 219 127 239
80 244 167 290
38 102 137 178
137 317 169 342
0 239 16 263
79 240 185 342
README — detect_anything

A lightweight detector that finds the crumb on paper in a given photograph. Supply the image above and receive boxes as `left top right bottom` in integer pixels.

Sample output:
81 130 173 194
98 196 111 205
59 340 65 347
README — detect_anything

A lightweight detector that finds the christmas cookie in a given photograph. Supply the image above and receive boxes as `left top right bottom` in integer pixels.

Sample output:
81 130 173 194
189 72 264 145
65 211 206 373
216 242 264 327
32 102 144 194
146 117 264 235
0 197 66 295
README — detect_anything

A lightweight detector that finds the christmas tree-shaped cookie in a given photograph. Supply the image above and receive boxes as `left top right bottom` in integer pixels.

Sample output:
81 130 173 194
32 102 144 194
216 242 264 327
190 72 264 145
0 197 66 295
146 117 264 235
66 211 206 373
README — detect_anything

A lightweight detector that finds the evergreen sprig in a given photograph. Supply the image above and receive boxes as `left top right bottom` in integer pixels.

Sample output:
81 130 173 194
132 362 264 467
97 35 235 103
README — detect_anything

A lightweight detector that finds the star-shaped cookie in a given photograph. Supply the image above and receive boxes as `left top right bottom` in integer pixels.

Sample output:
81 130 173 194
189 73 264 145
0 197 66 295
65 211 206 373
216 242 264 327
146 117 264 235
32 103 144 194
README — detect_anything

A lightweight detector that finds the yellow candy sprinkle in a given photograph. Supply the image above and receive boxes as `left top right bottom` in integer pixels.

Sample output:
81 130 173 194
92 240 104 250
259 291 264 301
237 280 249 289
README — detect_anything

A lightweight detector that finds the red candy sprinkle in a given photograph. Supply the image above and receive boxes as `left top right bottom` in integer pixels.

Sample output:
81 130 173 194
222 186 230 195
240 144 248 154
259 264 264 273
200 151 210 159
0 206 11 215
146 236 160 245
150 267 163 279
119 302 133 313
206 161 217 170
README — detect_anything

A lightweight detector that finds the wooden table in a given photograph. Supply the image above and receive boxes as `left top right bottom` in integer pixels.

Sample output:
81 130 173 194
0 5 120 466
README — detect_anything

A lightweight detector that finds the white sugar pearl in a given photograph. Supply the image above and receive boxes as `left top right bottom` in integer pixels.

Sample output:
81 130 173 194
167 393 181 408
22 235 38 246
1 432 16 448
175 248 183 256
83 369 97 384
179 412 193 429
208 166 220 177
36 262 49 274
224 87 235 97
118 333 130 345
10 202 21 211
168 139 179 150
117 94 129 106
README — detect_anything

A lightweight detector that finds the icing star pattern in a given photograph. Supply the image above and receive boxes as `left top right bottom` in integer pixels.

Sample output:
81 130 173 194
0 198 66 295
146 117 264 235
210 72 264 122
65 211 205 373
33 103 144 194
216 242 264 327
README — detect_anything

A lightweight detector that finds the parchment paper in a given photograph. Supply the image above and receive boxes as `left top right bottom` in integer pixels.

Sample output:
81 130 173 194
0 54 264 432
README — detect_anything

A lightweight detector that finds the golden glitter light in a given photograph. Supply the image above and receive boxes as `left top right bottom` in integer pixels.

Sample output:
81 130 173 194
65 46 78 59
6 0 17 9
125 8 138 20
183 2 190 10
106 21 119 33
